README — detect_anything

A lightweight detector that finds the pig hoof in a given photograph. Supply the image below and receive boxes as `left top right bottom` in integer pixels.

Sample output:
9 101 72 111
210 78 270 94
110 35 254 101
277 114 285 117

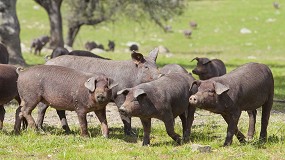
176 138 182 145
102 134 109 138
125 130 136 136
183 136 190 143
142 141 150 146
247 136 254 141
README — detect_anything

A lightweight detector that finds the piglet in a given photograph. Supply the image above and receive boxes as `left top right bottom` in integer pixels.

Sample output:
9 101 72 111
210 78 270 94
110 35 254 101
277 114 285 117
191 57 226 80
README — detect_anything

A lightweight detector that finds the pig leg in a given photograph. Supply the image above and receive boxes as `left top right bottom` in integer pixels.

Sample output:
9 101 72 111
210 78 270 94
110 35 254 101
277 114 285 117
36 102 48 130
56 110 71 133
140 118 151 146
260 98 273 142
247 110 257 140
0 105 5 130
163 115 181 145
15 96 27 130
20 101 38 130
14 106 23 134
120 114 132 135
115 96 134 136
37 103 71 133
185 105 196 142
221 113 246 146
76 110 89 137
94 108 109 138
179 113 187 141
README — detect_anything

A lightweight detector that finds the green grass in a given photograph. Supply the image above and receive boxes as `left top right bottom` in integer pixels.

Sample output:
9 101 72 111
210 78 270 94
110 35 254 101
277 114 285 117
2 0 284 159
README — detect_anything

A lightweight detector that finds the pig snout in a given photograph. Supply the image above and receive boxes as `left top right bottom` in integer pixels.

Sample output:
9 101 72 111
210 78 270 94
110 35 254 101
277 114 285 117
96 94 105 102
189 95 198 105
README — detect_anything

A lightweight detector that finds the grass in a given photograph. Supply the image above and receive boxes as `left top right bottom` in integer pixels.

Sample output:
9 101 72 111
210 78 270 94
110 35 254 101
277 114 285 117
1 0 284 159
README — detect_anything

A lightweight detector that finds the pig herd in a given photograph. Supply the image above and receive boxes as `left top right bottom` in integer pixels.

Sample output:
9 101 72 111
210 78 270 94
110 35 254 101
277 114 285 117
0 48 274 147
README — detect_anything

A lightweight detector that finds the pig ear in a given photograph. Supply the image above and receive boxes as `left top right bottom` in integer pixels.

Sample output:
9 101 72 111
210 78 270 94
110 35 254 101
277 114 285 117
107 78 118 89
202 58 211 65
131 51 145 65
189 80 201 92
214 82 229 95
134 89 146 98
148 48 159 62
84 77 96 92
191 57 199 62
117 88 130 95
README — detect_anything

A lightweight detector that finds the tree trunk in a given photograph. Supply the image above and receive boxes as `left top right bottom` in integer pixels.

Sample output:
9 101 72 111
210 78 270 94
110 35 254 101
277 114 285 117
34 0 64 49
0 0 26 66
66 23 82 47
66 18 105 47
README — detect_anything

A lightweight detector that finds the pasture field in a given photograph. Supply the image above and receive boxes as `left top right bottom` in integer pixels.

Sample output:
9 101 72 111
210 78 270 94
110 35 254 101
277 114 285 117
0 0 284 159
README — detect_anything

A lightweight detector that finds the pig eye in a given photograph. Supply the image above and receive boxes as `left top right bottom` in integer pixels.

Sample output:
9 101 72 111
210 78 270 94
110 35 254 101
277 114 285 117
208 89 215 96
144 66 149 69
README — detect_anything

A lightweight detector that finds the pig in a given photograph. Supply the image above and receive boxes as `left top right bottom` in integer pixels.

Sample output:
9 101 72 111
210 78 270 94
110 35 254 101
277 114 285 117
0 43 9 64
191 57 226 80
0 64 24 129
117 72 196 146
40 49 160 135
192 57 257 140
160 64 188 74
30 35 50 55
85 41 97 51
107 40 115 52
49 47 69 59
129 44 139 52
183 30 192 38
189 62 274 146
15 65 117 137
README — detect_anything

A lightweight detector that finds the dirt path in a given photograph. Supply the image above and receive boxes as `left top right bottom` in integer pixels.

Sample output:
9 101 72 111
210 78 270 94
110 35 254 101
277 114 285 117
3 102 285 134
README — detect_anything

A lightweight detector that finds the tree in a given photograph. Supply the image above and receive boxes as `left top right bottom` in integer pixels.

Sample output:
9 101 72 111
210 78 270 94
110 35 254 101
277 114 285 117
0 0 25 65
34 0 64 49
65 0 185 47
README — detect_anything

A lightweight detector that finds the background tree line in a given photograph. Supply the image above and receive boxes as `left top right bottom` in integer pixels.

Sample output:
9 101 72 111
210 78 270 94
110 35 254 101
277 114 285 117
0 0 185 65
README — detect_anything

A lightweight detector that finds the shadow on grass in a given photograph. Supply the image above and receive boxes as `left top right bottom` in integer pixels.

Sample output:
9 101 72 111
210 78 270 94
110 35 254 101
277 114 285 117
108 127 141 143
36 125 141 143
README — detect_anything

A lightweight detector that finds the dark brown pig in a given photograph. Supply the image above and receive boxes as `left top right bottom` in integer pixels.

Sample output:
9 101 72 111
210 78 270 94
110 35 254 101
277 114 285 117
189 62 274 146
0 64 22 129
15 65 117 137
191 57 226 80
117 72 196 146
30 35 50 55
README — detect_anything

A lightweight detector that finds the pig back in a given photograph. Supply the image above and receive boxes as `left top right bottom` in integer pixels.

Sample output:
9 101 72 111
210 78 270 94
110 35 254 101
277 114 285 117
45 55 159 100
213 62 274 110
137 72 195 117
211 59 226 76
17 65 92 109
